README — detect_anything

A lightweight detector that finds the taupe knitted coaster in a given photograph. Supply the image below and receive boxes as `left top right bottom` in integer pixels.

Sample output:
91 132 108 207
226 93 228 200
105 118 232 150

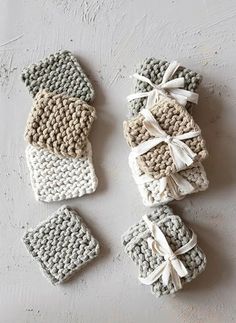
122 206 207 297
124 98 208 180
23 205 100 285
24 90 96 159
22 50 94 102
128 58 202 117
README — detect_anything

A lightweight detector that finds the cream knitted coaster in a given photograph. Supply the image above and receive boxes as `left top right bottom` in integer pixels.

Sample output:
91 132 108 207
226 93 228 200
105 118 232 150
22 50 94 102
124 98 208 180
122 206 207 297
128 58 202 117
129 156 209 207
26 142 97 202
23 205 100 285
24 90 96 159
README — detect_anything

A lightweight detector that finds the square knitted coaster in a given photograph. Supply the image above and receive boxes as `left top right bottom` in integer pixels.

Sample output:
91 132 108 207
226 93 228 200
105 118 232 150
22 50 94 102
124 98 208 180
122 206 207 297
26 141 98 202
129 156 209 207
128 58 202 117
23 205 100 285
24 90 96 159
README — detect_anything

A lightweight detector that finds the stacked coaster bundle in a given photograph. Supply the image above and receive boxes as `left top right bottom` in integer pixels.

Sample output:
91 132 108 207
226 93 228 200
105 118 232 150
124 59 209 207
122 59 208 296
22 51 98 202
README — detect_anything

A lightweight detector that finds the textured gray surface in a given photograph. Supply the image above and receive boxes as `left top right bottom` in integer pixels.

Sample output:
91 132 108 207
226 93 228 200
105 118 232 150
1 0 236 322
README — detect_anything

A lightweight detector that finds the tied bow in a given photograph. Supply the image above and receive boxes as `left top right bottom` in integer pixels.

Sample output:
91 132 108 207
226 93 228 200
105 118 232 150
129 109 201 172
139 215 197 291
127 61 199 109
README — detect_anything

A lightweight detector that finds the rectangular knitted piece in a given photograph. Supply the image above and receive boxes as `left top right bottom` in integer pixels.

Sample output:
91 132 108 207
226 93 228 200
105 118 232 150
124 98 208 180
25 141 97 202
23 205 100 285
21 50 94 102
128 58 202 117
129 157 209 207
24 90 96 159
122 206 207 297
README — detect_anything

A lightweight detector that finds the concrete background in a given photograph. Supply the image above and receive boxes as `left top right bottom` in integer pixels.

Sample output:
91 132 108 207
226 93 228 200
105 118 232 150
0 0 236 322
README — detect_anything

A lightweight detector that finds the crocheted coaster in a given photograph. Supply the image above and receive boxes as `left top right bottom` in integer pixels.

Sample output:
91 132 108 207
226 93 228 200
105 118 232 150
122 206 207 297
129 157 209 207
23 205 100 285
128 58 202 117
22 50 94 102
25 142 97 202
24 90 96 158
124 98 208 180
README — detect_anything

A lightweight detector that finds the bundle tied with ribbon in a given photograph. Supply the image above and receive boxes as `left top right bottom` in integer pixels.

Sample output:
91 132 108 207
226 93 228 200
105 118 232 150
122 206 207 296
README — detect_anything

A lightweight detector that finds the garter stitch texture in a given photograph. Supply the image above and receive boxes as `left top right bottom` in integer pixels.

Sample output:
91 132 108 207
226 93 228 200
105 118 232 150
23 205 100 285
128 57 202 117
124 98 208 179
21 50 94 102
130 159 209 207
122 205 207 297
24 90 96 158
26 142 97 202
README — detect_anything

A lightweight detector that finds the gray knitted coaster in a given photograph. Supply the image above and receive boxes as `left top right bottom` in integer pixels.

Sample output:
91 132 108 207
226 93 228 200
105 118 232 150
122 206 207 297
23 205 100 285
128 58 202 117
22 50 94 102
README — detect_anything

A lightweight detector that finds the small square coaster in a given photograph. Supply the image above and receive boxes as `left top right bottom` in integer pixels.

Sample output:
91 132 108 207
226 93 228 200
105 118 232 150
122 206 207 297
26 142 98 202
22 50 94 102
23 205 100 285
128 58 202 117
124 98 208 180
129 157 209 207
24 90 96 158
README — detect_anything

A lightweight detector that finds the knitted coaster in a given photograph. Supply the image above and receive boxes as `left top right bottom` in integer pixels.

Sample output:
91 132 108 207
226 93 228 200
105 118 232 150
24 90 96 159
26 142 97 202
23 205 100 285
129 157 209 207
128 58 202 117
124 98 208 180
122 206 207 297
22 50 94 102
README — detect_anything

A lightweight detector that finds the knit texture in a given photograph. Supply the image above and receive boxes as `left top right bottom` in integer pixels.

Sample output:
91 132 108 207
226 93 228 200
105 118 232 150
23 205 100 285
122 206 207 297
130 159 209 207
124 98 208 180
24 90 96 159
21 50 94 102
25 142 97 202
128 57 202 117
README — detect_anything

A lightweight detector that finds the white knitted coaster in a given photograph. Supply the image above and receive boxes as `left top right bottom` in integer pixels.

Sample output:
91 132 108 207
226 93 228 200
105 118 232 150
26 141 98 202
23 205 100 285
129 156 209 207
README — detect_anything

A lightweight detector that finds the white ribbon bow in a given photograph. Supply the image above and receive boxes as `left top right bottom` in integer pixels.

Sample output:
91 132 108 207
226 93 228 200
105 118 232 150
129 109 201 172
139 215 197 291
127 61 199 109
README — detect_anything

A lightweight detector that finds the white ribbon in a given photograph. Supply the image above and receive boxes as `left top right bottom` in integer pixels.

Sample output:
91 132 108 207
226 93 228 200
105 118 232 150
127 61 199 109
139 215 197 291
130 109 201 172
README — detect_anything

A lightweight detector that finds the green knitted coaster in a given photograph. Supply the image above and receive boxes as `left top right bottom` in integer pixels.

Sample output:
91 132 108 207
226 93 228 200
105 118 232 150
23 205 100 285
22 50 94 102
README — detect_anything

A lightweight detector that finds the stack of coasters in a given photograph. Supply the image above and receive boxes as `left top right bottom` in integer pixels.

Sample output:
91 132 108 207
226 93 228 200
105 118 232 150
124 59 209 206
122 205 207 296
23 205 100 285
22 51 98 202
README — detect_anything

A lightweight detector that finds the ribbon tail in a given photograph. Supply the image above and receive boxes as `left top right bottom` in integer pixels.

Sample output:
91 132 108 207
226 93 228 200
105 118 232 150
170 266 183 291
169 173 195 198
170 92 188 106
139 261 166 285
162 261 171 286
169 141 197 171
145 89 159 110
159 177 168 198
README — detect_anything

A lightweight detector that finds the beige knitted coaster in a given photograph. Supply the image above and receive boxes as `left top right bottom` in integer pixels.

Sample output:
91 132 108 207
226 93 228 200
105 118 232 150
124 98 208 180
24 90 96 158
